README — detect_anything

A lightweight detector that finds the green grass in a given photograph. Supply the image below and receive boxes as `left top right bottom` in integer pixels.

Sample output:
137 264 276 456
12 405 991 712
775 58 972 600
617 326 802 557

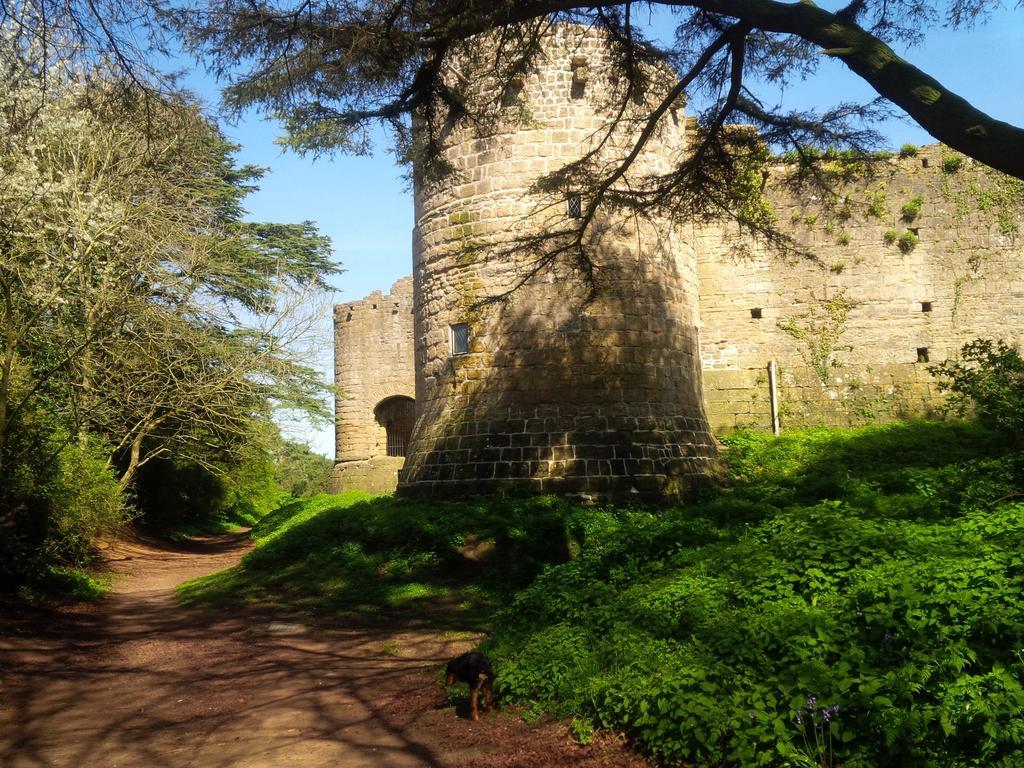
487 422 1024 767
179 421 1024 767
178 489 588 627
14 565 112 605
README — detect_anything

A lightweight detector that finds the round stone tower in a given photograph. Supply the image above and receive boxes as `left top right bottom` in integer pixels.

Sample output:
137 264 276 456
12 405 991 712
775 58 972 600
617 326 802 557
398 25 717 500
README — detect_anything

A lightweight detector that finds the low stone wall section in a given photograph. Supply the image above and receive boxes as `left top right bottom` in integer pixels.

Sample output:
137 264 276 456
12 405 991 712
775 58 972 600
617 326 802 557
329 457 406 495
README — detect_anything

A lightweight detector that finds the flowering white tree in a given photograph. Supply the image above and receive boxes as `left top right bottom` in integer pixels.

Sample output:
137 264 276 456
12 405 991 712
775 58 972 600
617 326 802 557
0 31 338 490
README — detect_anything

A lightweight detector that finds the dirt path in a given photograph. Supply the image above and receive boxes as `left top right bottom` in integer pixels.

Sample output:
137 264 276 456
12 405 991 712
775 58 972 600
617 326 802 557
0 531 648 768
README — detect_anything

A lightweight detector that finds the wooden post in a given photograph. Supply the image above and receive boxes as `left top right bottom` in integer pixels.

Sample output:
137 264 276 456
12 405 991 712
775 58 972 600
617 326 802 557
768 360 780 436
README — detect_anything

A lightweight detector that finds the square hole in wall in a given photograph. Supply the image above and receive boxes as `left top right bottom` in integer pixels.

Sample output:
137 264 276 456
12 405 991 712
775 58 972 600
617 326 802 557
750 307 763 319
567 193 583 218
921 158 929 168
451 323 470 356
921 301 933 313
501 78 524 107
916 347 930 363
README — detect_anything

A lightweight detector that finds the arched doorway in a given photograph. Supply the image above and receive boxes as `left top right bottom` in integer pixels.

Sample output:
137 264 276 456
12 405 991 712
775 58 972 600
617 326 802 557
374 396 415 457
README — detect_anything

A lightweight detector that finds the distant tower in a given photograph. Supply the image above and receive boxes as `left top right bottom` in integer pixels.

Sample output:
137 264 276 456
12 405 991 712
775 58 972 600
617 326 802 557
398 26 718 499
330 277 416 494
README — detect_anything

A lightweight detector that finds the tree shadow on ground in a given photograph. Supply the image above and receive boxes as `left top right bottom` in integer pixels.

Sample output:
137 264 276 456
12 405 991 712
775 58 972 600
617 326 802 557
177 493 585 631
0 531 647 768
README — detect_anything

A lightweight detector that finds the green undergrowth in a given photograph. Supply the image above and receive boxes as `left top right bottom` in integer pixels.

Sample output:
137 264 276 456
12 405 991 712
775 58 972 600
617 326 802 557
177 489 585 627
179 420 1024 766
10 566 112 606
486 421 1024 767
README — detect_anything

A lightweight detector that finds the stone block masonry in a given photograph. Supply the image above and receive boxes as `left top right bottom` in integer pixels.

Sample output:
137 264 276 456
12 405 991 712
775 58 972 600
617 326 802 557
329 277 416 493
331 30 1024 497
397 25 718 500
697 144 1023 432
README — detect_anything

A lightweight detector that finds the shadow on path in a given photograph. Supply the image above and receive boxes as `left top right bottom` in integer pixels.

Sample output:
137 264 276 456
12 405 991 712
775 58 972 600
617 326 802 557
0 529 646 768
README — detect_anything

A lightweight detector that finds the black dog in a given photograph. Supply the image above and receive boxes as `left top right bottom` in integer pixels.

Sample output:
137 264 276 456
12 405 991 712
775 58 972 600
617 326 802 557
444 652 495 721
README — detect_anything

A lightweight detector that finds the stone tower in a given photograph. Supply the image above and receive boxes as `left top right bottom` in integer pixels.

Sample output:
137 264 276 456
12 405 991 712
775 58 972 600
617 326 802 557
397 26 718 499
330 277 416 494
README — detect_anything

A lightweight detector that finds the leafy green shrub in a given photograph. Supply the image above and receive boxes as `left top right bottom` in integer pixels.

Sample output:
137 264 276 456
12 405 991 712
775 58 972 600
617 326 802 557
931 339 1024 443
883 228 898 244
866 190 887 219
942 154 964 173
44 439 127 566
485 423 1024 767
897 230 919 253
899 143 918 157
900 195 924 221
1 418 126 593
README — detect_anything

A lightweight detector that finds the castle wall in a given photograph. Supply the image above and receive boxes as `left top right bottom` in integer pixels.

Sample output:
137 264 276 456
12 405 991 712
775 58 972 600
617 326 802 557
696 144 1024 431
329 276 416 493
399 26 717 499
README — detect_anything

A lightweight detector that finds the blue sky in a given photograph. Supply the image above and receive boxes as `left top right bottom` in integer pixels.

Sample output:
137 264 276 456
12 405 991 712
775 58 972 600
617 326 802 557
176 5 1024 456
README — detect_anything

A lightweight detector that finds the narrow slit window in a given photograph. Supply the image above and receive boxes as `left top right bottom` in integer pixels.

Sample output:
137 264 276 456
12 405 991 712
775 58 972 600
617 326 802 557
451 323 470 356
571 57 588 99
921 158 930 168
916 347 930 363
567 193 583 219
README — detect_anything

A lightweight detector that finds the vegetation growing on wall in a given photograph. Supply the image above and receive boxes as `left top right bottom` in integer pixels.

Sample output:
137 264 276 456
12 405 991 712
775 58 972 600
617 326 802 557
777 292 859 384
973 175 1024 237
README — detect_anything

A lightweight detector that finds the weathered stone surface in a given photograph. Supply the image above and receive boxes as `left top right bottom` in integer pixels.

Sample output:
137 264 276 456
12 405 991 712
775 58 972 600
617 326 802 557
697 144 1023 432
328 277 415 493
395 25 716 500
329 456 406 495
332 29 1024 499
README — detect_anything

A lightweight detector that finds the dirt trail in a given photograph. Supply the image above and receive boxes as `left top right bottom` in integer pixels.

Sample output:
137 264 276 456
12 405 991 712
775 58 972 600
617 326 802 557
0 531 647 768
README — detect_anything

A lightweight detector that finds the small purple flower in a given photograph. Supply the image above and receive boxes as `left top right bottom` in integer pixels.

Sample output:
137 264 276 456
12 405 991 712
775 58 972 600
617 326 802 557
806 694 817 709
795 710 804 725
884 631 893 644
822 704 841 722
